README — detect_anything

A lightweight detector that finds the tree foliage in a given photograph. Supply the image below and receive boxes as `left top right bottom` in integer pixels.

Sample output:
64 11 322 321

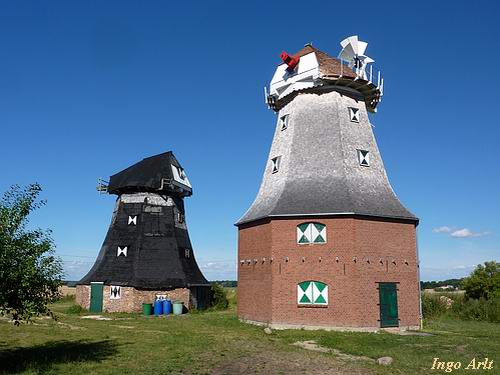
462 261 500 300
210 283 229 310
0 184 63 324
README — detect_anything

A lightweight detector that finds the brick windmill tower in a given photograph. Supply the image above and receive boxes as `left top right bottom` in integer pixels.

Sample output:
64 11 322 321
236 37 421 330
76 151 211 313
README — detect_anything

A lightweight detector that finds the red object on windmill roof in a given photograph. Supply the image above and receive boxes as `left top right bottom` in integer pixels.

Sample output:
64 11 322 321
280 51 300 71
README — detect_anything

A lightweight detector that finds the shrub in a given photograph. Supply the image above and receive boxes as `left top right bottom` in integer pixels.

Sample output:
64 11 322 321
210 284 229 310
422 294 448 319
486 298 500 323
65 304 86 314
452 297 500 323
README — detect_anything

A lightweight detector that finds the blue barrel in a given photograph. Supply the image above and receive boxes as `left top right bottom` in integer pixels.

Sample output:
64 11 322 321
163 299 172 315
153 300 163 316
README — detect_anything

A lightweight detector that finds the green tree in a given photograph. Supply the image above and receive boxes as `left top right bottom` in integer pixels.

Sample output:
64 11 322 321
0 184 63 325
210 283 229 310
462 261 500 300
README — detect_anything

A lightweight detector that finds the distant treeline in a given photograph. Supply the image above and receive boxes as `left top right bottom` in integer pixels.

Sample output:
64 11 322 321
421 278 463 289
211 280 237 287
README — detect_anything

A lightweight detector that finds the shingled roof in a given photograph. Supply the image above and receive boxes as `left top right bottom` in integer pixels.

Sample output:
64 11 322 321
107 151 192 196
293 44 357 79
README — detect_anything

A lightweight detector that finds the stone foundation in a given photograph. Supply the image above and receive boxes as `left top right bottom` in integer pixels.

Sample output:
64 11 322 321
76 285 191 313
241 318 420 332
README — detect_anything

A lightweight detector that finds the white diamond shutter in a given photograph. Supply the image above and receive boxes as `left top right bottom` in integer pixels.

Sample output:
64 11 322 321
297 281 313 304
312 281 328 305
297 223 311 244
117 246 127 257
297 281 328 305
311 223 326 243
110 286 121 299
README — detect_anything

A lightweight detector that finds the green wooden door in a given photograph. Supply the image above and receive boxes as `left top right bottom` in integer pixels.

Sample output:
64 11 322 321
90 283 103 313
378 283 399 328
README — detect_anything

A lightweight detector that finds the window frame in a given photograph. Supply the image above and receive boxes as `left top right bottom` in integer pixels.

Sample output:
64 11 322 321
297 281 328 306
280 114 289 131
348 107 360 123
271 156 281 174
117 246 128 257
296 222 327 245
110 285 121 300
357 149 370 167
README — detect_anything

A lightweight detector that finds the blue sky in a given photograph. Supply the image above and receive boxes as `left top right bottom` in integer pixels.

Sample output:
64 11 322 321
1 0 498 281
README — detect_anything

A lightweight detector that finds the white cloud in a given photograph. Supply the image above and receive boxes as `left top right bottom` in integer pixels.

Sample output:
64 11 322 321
450 228 490 238
62 260 93 280
433 226 453 233
199 260 236 281
433 226 490 238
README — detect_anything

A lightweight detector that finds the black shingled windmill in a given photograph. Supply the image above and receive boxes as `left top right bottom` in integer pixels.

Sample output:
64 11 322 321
77 151 210 313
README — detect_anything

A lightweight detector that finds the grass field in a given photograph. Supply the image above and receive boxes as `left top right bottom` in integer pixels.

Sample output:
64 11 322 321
0 294 498 375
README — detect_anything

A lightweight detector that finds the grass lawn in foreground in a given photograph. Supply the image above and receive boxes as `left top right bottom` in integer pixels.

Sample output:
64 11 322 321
0 298 498 374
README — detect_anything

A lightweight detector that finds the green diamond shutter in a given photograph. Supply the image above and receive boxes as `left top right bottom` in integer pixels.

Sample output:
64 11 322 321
297 223 311 244
312 223 326 243
298 281 312 304
313 281 328 305
297 281 328 306
297 223 309 244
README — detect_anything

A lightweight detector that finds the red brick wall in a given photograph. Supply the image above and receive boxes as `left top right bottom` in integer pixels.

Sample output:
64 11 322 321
237 217 420 329
237 221 273 322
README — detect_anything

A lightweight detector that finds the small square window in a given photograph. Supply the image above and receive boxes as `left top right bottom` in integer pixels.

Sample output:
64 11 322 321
110 285 121 299
128 215 137 225
280 114 289 131
117 246 128 257
357 149 370 167
271 156 281 173
177 211 184 223
348 107 360 122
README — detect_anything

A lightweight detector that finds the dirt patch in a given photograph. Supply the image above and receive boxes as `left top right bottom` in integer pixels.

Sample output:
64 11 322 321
394 330 433 336
205 339 375 375
57 322 85 330
293 341 375 363
80 315 113 321
292 340 330 353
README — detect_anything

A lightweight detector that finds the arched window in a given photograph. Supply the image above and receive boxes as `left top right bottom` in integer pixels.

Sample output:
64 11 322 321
297 281 328 305
296 222 326 244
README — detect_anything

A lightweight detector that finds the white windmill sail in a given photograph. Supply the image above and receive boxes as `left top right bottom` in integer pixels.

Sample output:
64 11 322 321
338 35 375 80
